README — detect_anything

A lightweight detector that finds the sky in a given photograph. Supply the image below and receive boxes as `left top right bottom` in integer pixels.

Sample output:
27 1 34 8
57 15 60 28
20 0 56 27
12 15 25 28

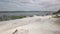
0 0 60 11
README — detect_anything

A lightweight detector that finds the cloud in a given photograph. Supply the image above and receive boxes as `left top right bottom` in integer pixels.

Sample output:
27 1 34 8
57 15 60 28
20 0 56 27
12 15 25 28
0 0 60 11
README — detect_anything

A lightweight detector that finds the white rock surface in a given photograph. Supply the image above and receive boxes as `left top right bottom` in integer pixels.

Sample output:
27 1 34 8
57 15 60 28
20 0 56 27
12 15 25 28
0 16 60 34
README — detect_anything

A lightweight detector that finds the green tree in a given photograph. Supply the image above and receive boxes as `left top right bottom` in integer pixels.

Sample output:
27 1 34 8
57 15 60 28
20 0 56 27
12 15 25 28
53 10 60 16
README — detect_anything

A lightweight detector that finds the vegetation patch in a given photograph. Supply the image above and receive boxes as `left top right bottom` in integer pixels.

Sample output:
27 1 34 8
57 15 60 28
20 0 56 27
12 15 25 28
52 10 60 18
9 16 26 19
0 16 26 21
52 16 60 18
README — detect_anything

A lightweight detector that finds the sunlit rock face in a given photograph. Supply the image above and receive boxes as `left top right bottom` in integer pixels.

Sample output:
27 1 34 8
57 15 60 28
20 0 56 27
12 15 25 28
0 16 60 34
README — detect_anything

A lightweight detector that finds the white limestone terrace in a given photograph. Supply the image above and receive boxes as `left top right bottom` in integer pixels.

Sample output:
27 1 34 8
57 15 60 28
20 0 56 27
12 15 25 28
0 15 60 34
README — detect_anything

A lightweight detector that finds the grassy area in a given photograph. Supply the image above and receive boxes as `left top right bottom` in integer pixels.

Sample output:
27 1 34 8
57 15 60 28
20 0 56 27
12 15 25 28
9 16 26 19
0 16 26 21
52 15 60 18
